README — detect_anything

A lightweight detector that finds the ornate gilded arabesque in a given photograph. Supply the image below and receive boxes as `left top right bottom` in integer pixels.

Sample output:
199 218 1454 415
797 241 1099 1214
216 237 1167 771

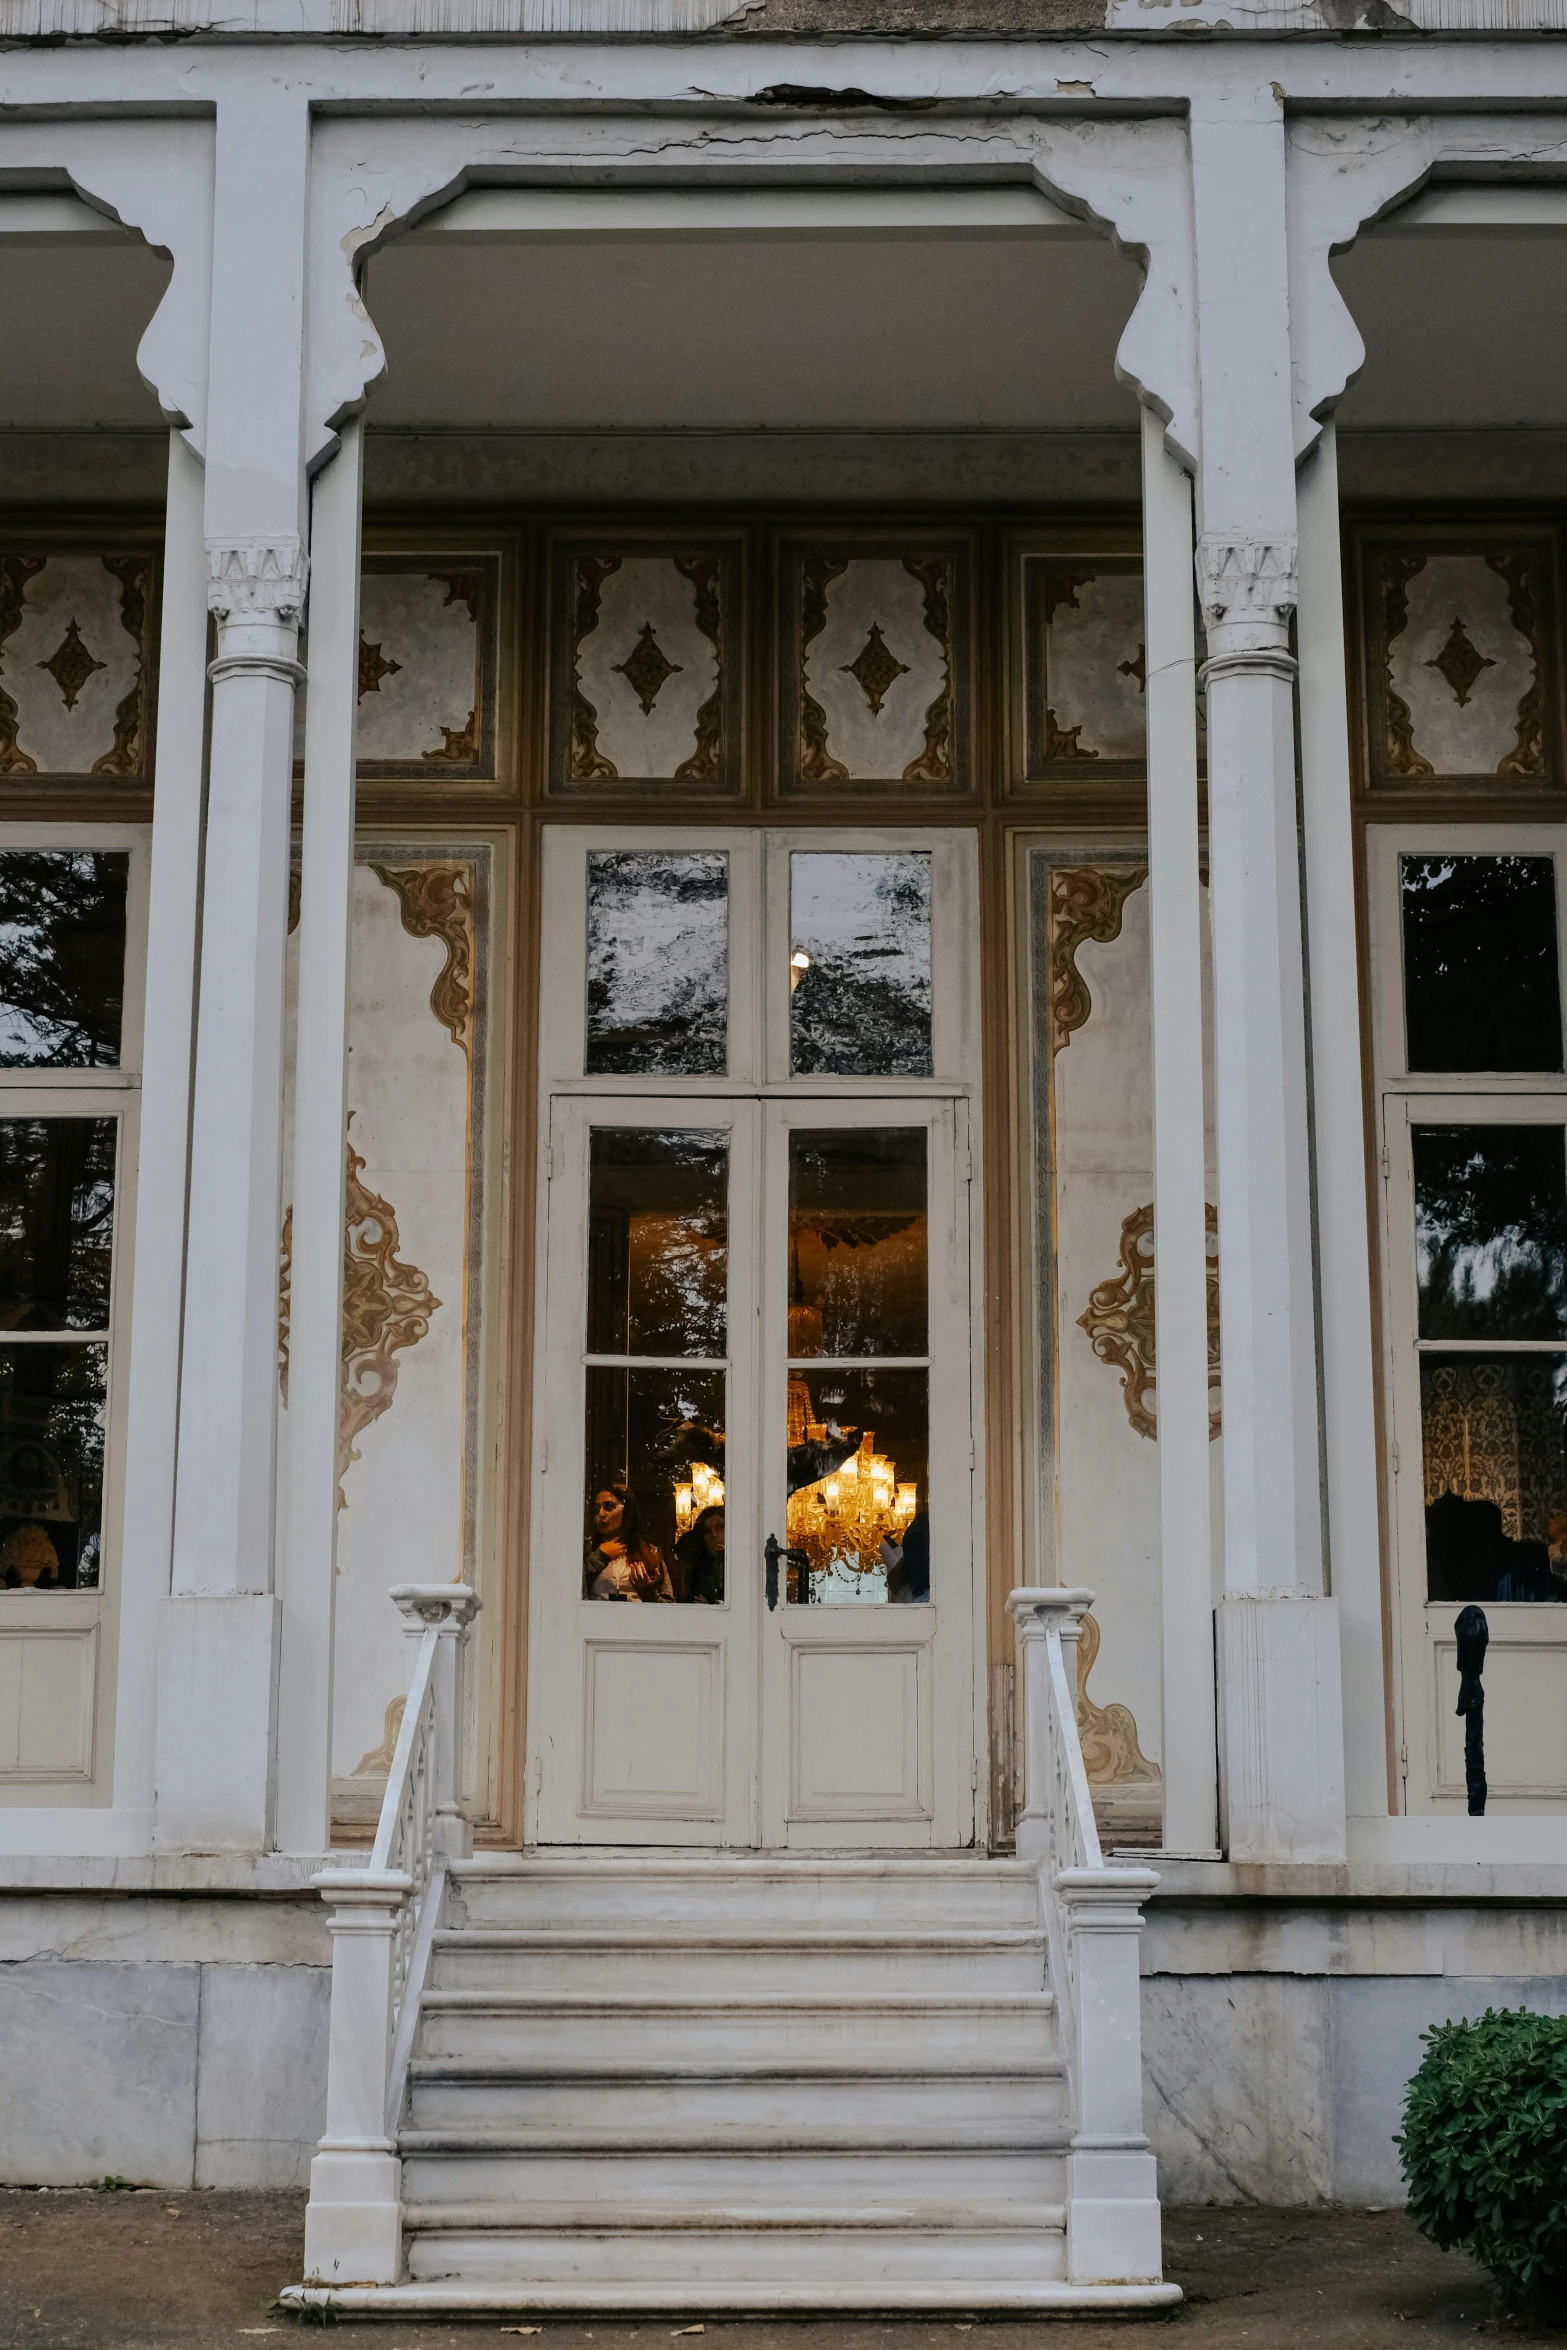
278 1148 443 1504
37 618 104 711
1048 865 1146 1052
1077 1199 1221 1442
352 1693 407 1778
569 552 726 785
358 635 402 698
0 556 47 777
1076 1609 1159 1787
340 1146 442 1502
1380 546 1546 782
797 551 954 788
370 861 476 1058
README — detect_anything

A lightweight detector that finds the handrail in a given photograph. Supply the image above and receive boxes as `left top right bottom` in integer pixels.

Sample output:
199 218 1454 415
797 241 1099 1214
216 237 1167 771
1007 1587 1165 2291
302 1582 478 2289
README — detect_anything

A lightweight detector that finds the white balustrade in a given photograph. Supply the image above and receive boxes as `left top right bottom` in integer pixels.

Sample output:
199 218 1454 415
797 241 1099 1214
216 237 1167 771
302 1583 478 2289
1007 1589 1163 2289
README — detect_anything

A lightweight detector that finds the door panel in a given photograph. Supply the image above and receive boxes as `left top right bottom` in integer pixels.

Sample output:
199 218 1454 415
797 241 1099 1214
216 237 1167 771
531 1097 760 1846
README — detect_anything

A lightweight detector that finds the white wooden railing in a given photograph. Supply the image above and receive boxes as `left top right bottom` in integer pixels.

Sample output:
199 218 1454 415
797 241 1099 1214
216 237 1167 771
301 1583 479 2289
1007 1588 1165 2289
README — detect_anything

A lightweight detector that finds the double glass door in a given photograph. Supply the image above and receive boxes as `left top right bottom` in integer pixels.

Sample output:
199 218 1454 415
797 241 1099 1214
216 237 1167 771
527 828 979 1847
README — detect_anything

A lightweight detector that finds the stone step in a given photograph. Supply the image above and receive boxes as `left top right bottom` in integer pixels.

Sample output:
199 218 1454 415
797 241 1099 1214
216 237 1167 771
451 1856 1040 1934
406 2063 1067 2135
402 2203 1069 2288
399 2144 1067 2210
415 1990 1058 2069
427 1927 1048 1999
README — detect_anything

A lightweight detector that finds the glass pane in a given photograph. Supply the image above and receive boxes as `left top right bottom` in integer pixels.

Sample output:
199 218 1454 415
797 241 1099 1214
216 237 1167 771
1401 854 1563 1075
585 850 727 1076
0 1342 105 1590
0 850 128 1069
784 1365 928 1604
789 852 933 1078
1421 1353 1567 1602
583 1366 726 1604
588 1130 727 1359
1413 1125 1567 1339
788 1128 927 1358
0 1118 116 1332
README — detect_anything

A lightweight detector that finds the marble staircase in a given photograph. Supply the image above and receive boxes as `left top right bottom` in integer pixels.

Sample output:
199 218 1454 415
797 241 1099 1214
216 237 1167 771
394 1850 1071 2309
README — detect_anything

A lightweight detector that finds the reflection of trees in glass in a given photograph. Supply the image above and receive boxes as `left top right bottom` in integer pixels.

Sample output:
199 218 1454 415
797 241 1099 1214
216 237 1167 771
1414 1125 1567 1339
790 853 932 1078
0 851 128 1069
0 1343 106 1589
586 851 727 1075
0 1118 116 1331
587 1130 728 1358
1401 854 1563 1076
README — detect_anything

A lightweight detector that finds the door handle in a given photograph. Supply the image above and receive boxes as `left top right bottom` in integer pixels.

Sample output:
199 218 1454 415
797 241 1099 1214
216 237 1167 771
764 1534 808 1612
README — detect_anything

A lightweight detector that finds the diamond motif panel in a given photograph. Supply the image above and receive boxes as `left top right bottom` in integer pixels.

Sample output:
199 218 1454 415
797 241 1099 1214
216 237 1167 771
1012 550 1148 793
547 536 744 798
779 538 971 797
0 551 156 784
1357 528 1564 795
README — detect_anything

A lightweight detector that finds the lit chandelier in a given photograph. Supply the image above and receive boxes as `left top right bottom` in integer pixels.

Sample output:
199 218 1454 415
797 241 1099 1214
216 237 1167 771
673 1456 725 1537
785 1373 916 1590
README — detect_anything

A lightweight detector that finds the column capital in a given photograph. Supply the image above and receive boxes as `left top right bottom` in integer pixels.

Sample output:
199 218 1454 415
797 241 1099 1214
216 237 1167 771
1195 534 1298 659
206 535 307 674
1007 1586 1095 1642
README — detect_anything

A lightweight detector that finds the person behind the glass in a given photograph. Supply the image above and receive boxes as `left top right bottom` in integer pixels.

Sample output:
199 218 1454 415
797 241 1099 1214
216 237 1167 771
584 1483 674 1601
673 1504 726 1605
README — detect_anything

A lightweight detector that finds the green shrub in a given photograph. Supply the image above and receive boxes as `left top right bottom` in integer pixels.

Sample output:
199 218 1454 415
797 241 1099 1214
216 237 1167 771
1398 2006 1567 2313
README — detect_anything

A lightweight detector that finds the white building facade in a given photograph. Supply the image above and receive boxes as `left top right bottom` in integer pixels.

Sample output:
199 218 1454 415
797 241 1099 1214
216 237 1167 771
2 2 1567 2309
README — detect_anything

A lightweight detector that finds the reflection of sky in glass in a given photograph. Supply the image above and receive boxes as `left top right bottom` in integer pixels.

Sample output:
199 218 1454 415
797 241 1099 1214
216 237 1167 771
0 1118 117 1332
789 852 932 1077
1414 1125 1567 1339
1400 853 1563 1075
586 851 728 1076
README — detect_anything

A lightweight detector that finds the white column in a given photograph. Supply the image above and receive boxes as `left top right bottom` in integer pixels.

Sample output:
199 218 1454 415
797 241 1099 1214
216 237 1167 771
153 92 310 1852
275 423 365 1856
1297 422 1388 1824
1189 92 1346 1864
1141 406 1219 1859
112 429 210 1829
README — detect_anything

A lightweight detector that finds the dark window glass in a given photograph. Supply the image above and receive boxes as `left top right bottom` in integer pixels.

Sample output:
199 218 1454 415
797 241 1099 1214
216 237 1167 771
583 1366 726 1604
1401 854 1563 1075
585 851 727 1076
788 1128 927 1359
0 1342 106 1590
0 851 128 1069
0 1119 116 1332
586 1130 728 1360
784 1365 928 1604
1421 1353 1567 1603
789 852 933 1078
1413 1124 1567 1339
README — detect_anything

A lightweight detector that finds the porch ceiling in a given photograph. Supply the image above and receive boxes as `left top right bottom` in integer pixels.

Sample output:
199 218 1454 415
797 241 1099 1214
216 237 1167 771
0 231 169 432
363 205 1146 434
1334 225 1567 435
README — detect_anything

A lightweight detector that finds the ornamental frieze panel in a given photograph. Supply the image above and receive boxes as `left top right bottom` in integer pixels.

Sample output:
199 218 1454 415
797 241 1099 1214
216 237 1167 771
779 536 972 798
1357 526 1564 797
1015 551 1148 791
0 550 157 786
353 553 501 782
546 535 744 797
1048 864 1147 1053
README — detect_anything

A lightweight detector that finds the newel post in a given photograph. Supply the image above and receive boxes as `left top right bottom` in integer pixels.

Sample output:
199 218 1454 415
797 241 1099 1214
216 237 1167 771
1055 1870 1162 2284
390 1583 481 1861
303 1869 410 2286
1008 1586 1094 1870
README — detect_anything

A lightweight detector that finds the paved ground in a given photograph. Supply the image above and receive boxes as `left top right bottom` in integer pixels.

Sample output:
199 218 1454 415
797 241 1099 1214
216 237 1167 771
0 2194 1542 2349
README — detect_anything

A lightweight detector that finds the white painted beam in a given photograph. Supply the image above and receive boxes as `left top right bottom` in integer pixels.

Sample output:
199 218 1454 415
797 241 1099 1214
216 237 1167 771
1295 422 1389 1826
1141 408 1219 1859
276 421 364 1857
